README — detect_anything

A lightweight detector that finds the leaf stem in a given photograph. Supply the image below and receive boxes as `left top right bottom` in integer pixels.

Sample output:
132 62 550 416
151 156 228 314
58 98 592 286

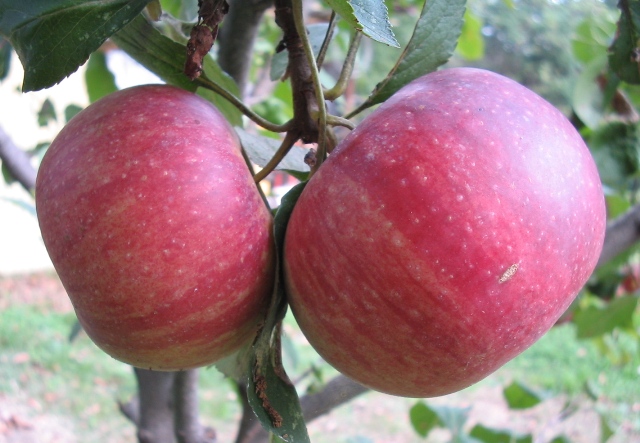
324 31 362 101
326 114 355 130
253 130 300 183
315 11 338 69
196 74 293 133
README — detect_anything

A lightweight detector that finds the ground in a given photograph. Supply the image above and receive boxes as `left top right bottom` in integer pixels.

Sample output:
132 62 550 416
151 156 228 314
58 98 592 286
0 272 638 443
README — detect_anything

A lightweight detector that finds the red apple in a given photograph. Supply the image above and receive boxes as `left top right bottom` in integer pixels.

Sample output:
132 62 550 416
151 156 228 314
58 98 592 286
36 85 274 370
284 68 606 397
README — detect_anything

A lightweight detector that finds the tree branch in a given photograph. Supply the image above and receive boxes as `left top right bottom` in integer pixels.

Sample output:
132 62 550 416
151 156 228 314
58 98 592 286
597 203 640 268
217 0 274 94
234 381 261 443
0 125 36 192
174 370 208 443
134 368 177 443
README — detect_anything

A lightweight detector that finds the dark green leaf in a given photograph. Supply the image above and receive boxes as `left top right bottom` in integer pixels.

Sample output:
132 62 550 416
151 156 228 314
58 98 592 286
469 424 533 443
549 436 571 443
0 0 150 91
110 14 243 126
246 183 309 443
0 37 11 81
409 401 442 438
37 99 56 126
68 320 82 342
574 295 639 339
236 128 310 180
325 0 398 47
609 1 640 84
503 381 544 410
1 163 14 184
349 0 466 115
64 104 83 123
456 9 484 61
587 122 640 190
85 52 118 103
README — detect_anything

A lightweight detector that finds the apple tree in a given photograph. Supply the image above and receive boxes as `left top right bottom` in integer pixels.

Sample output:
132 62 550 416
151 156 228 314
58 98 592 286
0 0 639 442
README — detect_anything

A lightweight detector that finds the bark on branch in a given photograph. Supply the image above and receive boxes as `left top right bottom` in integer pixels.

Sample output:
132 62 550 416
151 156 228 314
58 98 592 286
597 203 640 268
0 125 36 192
217 0 274 94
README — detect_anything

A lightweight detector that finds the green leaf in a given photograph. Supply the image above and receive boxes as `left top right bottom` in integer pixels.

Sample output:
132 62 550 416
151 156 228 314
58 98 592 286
0 0 150 91
572 55 608 129
587 122 640 190
469 424 533 443
213 343 252 382
503 381 544 410
572 13 617 65
85 52 118 103
246 183 309 443
349 0 466 115
0 37 11 81
37 99 56 127
1 163 14 185
64 104 83 123
110 14 243 127
430 405 471 438
609 1 640 84
236 128 310 181
456 9 484 61
409 401 442 438
574 295 639 339
599 413 614 443
325 0 399 47
549 436 571 443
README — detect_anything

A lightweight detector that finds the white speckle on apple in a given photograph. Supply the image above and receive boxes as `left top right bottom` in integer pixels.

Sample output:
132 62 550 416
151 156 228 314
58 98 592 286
499 263 519 284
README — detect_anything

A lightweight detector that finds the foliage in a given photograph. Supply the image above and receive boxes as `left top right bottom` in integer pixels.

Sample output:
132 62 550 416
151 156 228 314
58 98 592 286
0 0 639 442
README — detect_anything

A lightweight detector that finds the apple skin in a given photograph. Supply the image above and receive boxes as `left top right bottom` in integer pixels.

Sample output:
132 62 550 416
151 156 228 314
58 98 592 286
36 85 274 370
284 68 606 397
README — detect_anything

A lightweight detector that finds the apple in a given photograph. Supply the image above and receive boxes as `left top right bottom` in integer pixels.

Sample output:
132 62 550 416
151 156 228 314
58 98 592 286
36 85 274 370
284 68 606 397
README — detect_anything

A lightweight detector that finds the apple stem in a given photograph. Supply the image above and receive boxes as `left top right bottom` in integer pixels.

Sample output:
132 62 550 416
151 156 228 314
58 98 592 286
196 74 294 133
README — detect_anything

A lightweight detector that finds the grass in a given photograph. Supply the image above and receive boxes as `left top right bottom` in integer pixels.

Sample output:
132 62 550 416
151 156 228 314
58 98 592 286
0 280 638 442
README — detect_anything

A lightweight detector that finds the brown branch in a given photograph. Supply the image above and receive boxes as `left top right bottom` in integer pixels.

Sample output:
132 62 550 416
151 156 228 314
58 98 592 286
217 0 274 94
134 369 177 443
597 203 640 268
234 381 261 443
0 125 36 192
174 370 211 443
